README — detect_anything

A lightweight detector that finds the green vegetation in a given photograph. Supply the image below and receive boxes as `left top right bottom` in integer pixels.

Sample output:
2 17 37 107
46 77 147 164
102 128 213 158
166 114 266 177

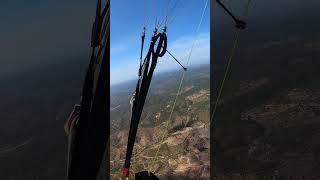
213 36 320 177
110 65 210 179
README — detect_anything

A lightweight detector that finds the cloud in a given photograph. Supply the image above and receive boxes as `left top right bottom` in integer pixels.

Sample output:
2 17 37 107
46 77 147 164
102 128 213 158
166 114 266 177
110 31 210 85
110 59 140 85
110 44 127 55
157 32 210 70
110 31 141 56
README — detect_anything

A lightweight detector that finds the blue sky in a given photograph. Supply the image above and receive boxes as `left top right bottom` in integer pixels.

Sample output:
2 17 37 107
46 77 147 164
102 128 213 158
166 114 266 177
111 0 210 85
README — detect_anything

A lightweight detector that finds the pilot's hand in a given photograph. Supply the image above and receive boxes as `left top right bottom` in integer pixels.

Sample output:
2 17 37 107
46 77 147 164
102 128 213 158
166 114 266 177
64 104 80 135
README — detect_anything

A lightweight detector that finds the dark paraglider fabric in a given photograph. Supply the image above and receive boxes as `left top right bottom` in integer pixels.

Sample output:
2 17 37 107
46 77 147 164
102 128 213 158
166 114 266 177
66 0 110 180
135 171 160 180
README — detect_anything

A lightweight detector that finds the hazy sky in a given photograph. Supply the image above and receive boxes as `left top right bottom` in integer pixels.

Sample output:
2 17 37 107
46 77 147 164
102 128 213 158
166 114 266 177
0 0 96 77
1 0 319 82
110 0 210 85
212 0 320 24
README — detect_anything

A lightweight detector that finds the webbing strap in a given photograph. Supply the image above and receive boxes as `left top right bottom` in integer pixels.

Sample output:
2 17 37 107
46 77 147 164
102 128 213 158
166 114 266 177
123 31 167 178
66 0 109 179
